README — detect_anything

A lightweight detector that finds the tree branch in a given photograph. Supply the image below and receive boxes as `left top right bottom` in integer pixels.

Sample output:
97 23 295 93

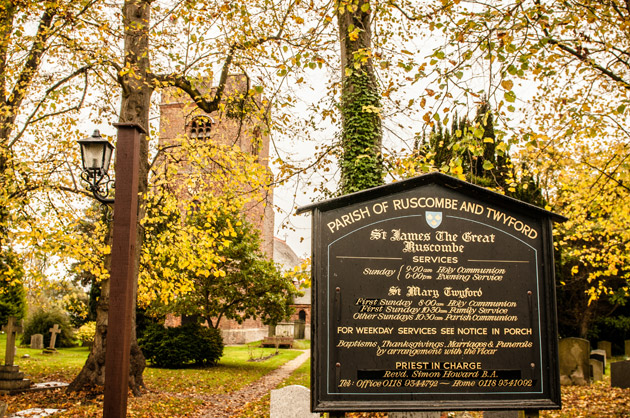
8 6 56 113
545 37 630 89
9 66 90 148
532 0 630 90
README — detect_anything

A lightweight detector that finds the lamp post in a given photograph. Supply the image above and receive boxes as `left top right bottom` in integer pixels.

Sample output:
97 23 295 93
78 124 145 418
78 130 115 204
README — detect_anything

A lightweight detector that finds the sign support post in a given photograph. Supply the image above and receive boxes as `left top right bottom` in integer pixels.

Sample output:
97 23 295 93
102 123 144 418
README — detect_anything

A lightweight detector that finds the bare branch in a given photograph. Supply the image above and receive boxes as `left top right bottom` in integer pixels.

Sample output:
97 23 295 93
9 66 91 148
8 6 57 112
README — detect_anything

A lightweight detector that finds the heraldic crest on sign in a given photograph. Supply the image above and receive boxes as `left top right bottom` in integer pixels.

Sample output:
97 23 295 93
425 211 442 228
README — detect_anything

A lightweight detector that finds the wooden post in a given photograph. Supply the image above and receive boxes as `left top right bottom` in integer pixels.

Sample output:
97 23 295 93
102 123 143 418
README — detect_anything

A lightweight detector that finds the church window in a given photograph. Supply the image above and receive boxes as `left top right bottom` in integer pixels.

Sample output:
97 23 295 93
189 116 214 139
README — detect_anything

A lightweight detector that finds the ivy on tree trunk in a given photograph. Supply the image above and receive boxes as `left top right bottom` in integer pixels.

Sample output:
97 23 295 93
337 0 383 194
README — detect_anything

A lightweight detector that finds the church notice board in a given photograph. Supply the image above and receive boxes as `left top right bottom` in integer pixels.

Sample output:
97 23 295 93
297 172 565 413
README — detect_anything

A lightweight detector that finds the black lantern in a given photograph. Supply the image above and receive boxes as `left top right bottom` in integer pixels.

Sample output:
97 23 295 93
78 130 115 204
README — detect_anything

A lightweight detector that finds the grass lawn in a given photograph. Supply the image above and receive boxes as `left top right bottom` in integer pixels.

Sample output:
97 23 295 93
1 333 306 417
144 343 303 396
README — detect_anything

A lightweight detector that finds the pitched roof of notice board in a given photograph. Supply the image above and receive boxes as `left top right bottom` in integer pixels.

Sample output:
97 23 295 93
296 171 567 223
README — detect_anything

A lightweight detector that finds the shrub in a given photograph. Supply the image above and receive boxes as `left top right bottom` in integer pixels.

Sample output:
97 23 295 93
21 309 76 348
139 323 223 368
589 315 630 355
76 321 96 346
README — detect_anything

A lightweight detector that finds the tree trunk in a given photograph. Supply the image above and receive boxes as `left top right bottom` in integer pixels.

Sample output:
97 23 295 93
0 145 10 246
337 0 383 194
69 0 152 395
578 301 595 339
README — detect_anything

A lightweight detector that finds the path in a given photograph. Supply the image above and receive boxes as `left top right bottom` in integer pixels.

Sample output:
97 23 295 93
195 350 310 418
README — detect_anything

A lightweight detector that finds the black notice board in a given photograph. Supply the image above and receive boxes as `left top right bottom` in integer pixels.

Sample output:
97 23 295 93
298 173 565 412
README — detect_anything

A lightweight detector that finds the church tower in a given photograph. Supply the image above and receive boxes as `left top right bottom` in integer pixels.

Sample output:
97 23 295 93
157 75 274 255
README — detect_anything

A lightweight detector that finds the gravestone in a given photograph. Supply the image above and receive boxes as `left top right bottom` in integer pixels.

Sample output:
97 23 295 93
48 324 61 349
390 413 440 418
0 401 6 418
589 359 603 382
558 337 590 385
597 341 612 359
625 340 630 357
30 334 44 350
1 317 22 366
0 317 31 394
484 412 518 418
0 364 31 394
274 322 294 337
611 360 630 389
270 385 318 418
30 381 69 391
590 349 606 370
7 408 64 417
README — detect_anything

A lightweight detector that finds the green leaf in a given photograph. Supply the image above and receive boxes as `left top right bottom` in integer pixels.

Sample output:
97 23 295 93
482 160 495 170
504 90 516 103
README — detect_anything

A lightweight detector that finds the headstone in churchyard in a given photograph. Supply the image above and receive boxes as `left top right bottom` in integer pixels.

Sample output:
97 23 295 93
30 381 69 391
0 364 31 394
298 172 565 413
7 408 64 417
611 360 630 389
270 385 319 418
389 413 440 418
589 359 603 382
590 349 606 370
2 317 22 366
42 324 61 354
274 322 294 337
48 324 61 350
0 401 6 418
0 317 31 394
597 341 612 359
625 340 630 358
30 334 44 350
558 338 590 385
